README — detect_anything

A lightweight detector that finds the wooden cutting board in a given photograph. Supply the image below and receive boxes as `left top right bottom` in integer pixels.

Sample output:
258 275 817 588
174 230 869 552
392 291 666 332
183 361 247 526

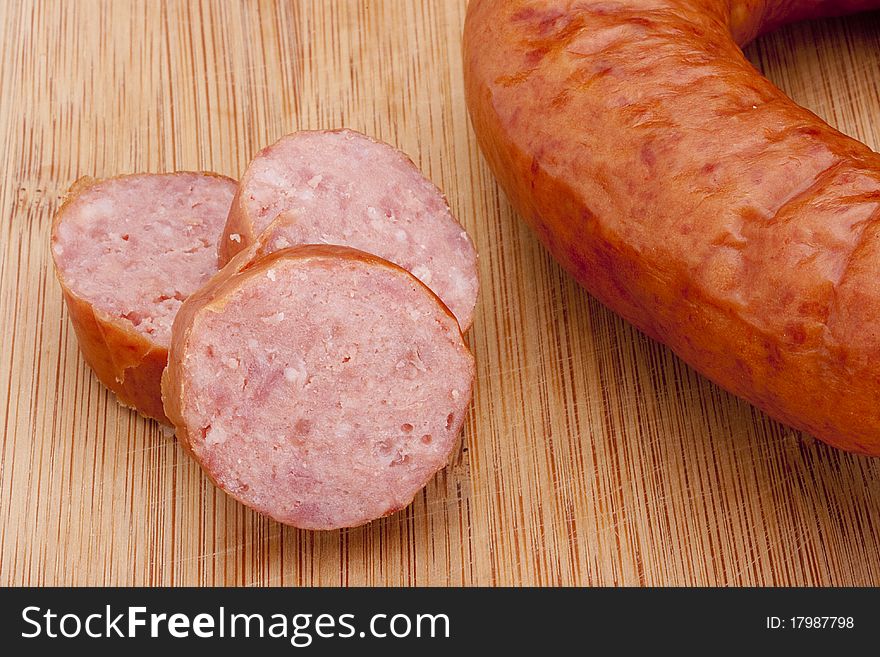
2 0 879 586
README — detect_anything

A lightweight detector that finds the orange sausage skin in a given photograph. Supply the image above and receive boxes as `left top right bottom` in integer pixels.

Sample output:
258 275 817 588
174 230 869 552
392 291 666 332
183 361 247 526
464 0 880 454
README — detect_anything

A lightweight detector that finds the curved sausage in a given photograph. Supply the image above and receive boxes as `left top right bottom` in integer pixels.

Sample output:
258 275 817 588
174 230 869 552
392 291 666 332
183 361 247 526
162 245 475 529
463 0 880 454
220 129 479 330
50 173 236 423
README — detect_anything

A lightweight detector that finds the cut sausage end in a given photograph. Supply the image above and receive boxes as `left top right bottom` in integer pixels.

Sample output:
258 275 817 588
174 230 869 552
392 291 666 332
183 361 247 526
51 172 236 422
165 246 475 530
221 129 479 330
53 173 236 346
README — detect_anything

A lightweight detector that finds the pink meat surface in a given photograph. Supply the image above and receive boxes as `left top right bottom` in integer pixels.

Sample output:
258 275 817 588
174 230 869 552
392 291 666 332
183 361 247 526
177 252 475 529
232 129 479 329
52 173 236 345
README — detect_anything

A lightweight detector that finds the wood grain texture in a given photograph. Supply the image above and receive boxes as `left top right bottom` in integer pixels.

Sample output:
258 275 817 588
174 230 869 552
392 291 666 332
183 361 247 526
1 0 879 586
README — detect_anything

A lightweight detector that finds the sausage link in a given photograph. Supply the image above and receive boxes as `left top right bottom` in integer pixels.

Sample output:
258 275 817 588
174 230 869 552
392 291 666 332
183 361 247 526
463 0 880 453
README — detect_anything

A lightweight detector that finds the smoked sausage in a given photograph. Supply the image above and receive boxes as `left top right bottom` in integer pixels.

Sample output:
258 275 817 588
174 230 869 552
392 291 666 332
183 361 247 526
463 0 880 454
162 245 475 529
220 129 479 330
51 173 236 423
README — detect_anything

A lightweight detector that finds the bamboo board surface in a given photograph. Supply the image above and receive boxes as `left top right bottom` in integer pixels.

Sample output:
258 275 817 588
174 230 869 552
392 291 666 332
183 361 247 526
2 0 880 586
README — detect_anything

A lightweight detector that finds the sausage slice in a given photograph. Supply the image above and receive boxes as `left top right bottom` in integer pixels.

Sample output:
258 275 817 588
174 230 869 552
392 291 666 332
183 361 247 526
162 245 475 529
220 129 479 330
51 173 236 423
